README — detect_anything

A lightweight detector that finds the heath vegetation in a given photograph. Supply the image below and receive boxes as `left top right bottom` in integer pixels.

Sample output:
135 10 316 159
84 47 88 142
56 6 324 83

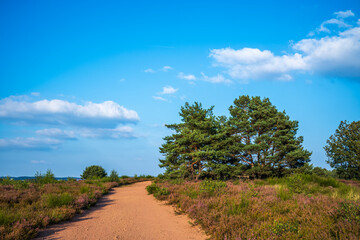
0 168 152 240
147 174 360 239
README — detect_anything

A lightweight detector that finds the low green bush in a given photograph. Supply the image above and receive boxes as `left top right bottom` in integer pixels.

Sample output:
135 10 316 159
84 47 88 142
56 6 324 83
146 183 170 198
199 180 226 196
43 192 74 208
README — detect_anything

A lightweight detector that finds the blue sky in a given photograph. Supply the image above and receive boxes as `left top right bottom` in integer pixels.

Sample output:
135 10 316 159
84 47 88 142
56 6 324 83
0 0 359 177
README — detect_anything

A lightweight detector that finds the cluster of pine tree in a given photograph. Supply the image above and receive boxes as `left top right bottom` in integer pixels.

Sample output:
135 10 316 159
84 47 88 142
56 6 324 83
159 95 312 180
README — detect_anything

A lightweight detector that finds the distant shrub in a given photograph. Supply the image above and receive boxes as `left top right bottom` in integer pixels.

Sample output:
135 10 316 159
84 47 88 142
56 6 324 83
34 170 56 184
81 165 107 179
109 170 119 182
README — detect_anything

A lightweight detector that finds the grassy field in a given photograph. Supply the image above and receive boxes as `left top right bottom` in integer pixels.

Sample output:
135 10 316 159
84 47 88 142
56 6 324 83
0 176 149 240
147 174 360 239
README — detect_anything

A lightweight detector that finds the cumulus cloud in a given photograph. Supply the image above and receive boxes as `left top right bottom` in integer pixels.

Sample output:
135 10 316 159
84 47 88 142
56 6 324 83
209 11 360 81
159 86 178 95
0 137 63 150
210 48 305 81
178 72 197 80
294 27 360 77
0 98 139 127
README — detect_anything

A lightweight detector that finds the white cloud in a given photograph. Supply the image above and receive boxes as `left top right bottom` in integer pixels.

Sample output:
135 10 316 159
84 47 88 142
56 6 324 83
36 128 76 139
178 72 197 80
79 126 135 139
200 73 233 84
0 137 63 150
145 66 173 73
162 66 173 71
335 10 354 19
144 68 155 73
152 96 167 101
294 27 360 77
31 92 40 96
159 86 178 95
210 48 306 81
318 18 351 33
0 98 139 127
209 13 360 81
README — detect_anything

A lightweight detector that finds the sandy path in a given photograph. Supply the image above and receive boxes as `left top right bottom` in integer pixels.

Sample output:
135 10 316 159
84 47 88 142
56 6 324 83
35 181 206 240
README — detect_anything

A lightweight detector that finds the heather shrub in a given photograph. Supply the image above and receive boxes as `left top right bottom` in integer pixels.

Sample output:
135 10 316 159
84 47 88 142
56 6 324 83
0 175 149 239
150 179 360 239
271 219 298 236
336 201 360 223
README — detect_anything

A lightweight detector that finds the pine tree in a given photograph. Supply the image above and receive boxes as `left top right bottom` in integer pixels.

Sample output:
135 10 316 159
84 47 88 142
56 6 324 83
325 120 360 179
159 102 217 180
228 96 311 177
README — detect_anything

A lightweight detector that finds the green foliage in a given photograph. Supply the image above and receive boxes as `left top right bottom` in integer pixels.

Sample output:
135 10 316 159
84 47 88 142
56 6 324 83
199 180 226 196
159 96 312 180
325 120 360 180
81 165 107 179
109 170 119 182
159 102 217 180
43 192 74 208
0 177 29 189
146 183 170 198
271 220 298 236
34 169 56 184
228 95 311 178
276 186 293 200
336 202 360 223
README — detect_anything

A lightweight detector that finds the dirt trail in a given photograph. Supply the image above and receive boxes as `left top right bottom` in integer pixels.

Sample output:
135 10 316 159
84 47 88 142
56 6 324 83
35 181 206 240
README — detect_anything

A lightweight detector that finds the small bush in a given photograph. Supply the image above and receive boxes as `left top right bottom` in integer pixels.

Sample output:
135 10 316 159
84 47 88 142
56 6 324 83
199 180 226 196
81 165 107 179
34 170 56 184
44 192 74 208
146 183 170 198
109 170 119 182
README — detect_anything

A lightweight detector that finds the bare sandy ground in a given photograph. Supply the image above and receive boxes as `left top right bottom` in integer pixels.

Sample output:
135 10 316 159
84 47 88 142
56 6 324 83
35 181 206 240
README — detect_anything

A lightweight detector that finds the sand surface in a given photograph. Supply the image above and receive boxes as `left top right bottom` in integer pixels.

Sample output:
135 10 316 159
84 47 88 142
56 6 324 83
35 181 206 240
